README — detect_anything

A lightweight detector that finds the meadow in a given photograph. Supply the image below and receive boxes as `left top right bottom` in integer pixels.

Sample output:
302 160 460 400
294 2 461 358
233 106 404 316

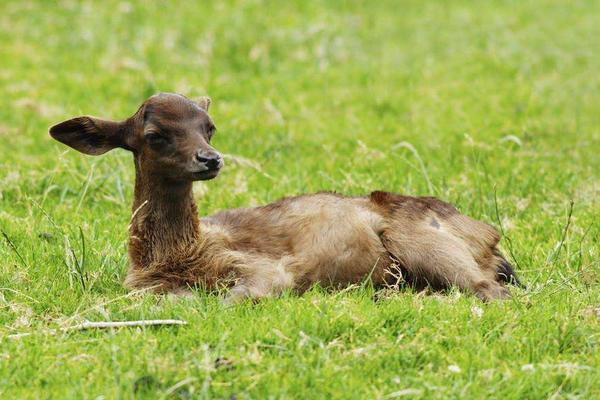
0 0 599 398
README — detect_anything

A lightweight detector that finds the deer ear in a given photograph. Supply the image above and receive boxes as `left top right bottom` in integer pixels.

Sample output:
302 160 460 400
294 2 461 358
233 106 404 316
196 96 211 111
49 116 130 155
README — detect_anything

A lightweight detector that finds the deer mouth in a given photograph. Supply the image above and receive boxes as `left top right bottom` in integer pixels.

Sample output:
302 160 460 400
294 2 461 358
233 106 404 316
192 168 220 181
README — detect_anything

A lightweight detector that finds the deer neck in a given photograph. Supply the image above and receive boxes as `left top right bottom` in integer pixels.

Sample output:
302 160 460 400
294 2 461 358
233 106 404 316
128 160 201 268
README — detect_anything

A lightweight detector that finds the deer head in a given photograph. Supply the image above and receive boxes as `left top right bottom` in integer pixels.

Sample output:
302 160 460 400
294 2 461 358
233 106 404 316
49 93 223 182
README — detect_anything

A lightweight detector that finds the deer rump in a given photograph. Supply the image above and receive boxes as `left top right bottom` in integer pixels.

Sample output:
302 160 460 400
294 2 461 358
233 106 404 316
369 191 521 294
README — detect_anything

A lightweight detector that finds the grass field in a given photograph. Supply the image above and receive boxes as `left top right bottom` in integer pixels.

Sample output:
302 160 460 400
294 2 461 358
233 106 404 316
1 0 599 398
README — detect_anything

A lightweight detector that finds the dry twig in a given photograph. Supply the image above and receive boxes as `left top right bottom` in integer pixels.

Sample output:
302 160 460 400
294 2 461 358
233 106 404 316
6 319 187 340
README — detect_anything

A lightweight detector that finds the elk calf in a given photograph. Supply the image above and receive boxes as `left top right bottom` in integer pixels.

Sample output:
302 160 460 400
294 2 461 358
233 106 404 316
50 93 522 302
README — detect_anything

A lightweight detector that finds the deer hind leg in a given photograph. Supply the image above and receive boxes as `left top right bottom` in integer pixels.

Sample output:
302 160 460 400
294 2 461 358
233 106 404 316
445 214 523 287
380 225 509 301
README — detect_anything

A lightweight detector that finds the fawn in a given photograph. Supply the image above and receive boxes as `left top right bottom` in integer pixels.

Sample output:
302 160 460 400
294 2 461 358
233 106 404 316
50 93 522 303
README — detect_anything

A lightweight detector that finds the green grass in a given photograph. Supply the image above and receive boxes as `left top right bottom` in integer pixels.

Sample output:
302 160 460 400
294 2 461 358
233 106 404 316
1 0 599 398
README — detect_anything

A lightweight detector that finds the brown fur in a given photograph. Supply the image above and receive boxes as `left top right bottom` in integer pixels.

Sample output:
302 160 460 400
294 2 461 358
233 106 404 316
49 93 518 302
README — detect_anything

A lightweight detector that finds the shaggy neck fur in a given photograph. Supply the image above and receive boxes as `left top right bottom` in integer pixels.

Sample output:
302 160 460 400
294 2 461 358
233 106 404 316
128 158 201 270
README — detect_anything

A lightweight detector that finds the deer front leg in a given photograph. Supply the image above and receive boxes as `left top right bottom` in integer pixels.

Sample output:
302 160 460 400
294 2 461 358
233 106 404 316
222 282 268 305
224 256 297 305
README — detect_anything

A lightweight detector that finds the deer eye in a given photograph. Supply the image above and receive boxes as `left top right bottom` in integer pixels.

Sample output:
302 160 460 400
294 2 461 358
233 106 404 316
145 132 169 147
207 126 216 141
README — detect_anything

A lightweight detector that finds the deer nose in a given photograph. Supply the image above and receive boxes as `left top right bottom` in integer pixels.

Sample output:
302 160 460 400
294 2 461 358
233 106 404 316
195 152 221 170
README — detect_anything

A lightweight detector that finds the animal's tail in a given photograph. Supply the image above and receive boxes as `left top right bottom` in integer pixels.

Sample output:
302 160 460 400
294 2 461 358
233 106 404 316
495 251 524 288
